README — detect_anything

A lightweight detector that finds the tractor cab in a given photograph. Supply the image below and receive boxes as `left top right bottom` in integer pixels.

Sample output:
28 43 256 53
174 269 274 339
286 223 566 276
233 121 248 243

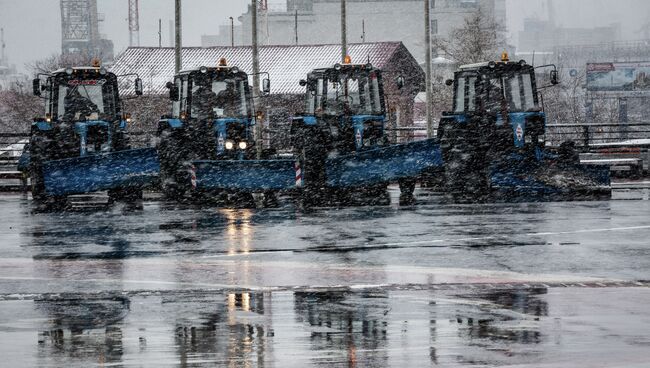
23 60 158 206
443 53 557 153
32 61 143 157
437 54 610 199
300 56 386 153
164 59 264 159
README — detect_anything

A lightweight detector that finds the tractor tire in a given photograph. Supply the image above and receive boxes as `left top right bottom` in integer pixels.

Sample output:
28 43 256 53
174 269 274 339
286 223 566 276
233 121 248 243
398 178 416 204
108 187 143 203
293 126 328 207
29 134 67 211
108 130 144 203
558 141 580 165
262 190 280 207
158 128 190 200
228 190 256 208
441 134 490 200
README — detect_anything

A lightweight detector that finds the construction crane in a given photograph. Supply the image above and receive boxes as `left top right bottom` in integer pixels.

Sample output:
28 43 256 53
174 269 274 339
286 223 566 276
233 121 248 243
59 0 114 61
128 0 140 47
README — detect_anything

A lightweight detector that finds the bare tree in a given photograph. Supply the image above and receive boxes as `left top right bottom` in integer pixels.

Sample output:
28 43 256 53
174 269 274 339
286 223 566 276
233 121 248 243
0 90 41 133
434 10 507 65
0 54 98 133
28 53 95 75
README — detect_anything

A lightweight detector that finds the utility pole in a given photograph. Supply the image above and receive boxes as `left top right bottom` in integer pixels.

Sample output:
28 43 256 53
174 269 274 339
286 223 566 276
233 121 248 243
294 9 298 45
361 19 365 43
425 0 433 138
252 0 262 158
0 28 5 65
341 0 347 61
175 0 182 73
229 16 234 46
128 0 140 47
158 19 162 47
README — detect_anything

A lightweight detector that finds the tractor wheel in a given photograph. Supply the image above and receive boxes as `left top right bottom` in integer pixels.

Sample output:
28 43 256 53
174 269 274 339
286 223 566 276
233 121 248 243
108 131 144 203
29 134 67 211
370 184 391 206
294 126 328 208
398 178 416 204
262 190 279 207
558 141 580 165
227 190 256 208
442 135 489 200
108 187 143 203
158 129 190 200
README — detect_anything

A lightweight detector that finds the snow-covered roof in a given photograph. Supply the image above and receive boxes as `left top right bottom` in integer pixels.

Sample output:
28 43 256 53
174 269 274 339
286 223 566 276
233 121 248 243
432 56 455 65
110 42 407 95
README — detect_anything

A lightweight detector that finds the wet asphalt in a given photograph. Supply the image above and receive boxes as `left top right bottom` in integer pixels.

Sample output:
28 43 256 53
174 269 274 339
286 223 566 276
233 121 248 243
0 185 649 367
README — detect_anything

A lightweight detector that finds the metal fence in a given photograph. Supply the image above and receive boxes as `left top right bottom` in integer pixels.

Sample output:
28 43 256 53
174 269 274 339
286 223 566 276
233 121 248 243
0 133 29 191
1 121 649 192
546 122 650 148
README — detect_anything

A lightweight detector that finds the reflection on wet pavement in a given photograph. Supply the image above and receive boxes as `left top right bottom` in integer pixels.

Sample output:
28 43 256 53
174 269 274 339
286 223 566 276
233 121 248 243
1 288 650 367
0 190 649 366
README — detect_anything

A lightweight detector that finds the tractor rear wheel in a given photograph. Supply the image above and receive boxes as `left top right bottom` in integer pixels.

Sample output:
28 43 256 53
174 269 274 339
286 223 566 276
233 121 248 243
441 130 490 200
109 131 144 203
29 134 67 211
158 128 191 200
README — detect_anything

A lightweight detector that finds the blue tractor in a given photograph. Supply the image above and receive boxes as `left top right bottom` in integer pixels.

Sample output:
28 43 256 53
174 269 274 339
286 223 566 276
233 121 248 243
21 61 160 209
290 57 440 205
157 57 440 207
438 53 611 199
157 59 275 205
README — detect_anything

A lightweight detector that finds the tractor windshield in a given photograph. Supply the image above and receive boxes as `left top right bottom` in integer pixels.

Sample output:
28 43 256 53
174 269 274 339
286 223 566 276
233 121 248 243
454 68 538 114
54 78 117 121
307 70 383 116
190 73 250 120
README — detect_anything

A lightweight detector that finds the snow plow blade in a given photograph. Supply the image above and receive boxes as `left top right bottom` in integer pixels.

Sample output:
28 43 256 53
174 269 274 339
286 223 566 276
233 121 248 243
193 159 297 191
326 139 442 187
42 148 160 196
490 160 611 198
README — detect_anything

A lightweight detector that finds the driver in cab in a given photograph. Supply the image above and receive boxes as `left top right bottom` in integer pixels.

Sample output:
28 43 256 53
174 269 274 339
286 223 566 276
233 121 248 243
63 86 98 121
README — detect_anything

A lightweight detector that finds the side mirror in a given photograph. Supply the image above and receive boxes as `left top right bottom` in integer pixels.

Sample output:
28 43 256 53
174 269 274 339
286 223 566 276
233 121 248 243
550 70 559 85
134 78 143 96
32 79 41 96
166 81 179 101
396 75 405 90
445 79 454 86
262 78 271 96
299 79 307 87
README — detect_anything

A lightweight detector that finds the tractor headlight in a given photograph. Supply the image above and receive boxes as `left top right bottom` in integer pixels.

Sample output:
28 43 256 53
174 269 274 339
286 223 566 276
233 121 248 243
238 141 247 150
225 140 234 150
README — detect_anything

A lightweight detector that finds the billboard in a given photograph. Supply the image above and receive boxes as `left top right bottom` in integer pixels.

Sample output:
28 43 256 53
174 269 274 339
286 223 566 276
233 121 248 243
586 62 650 92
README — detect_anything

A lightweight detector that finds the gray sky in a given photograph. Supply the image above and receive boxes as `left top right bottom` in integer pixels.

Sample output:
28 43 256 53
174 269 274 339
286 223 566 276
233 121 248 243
507 0 650 45
1 0 649 74
0 0 249 73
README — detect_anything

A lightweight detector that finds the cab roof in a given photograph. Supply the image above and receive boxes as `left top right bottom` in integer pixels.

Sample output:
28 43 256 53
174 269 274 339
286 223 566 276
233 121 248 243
50 66 115 76
458 60 531 73
177 65 244 75
309 63 379 77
